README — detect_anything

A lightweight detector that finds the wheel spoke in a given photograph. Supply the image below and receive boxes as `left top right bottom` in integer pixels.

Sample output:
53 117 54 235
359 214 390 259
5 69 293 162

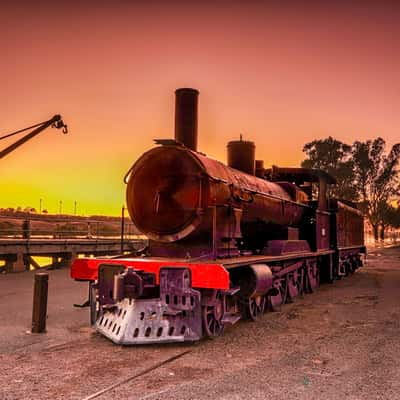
202 295 225 338
246 296 266 321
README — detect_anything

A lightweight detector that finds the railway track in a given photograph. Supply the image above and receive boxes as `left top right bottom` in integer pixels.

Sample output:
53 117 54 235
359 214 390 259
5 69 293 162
82 350 192 400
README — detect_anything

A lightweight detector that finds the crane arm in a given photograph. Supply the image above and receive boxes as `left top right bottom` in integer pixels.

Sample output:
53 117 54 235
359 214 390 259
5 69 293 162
0 114 68 160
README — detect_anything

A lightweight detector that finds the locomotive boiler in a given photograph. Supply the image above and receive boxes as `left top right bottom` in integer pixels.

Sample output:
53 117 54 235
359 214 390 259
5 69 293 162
126 139 309 256
71 88 366 345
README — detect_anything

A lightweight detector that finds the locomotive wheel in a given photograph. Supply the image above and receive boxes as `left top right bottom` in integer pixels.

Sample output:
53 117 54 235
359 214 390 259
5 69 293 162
269 278 288 311
245 295 267 321
305 262 319 293
202 293 224 338
89 282 99 326
296 268 305 296
345 262 351 276
287 268 304 301
347 260 356 275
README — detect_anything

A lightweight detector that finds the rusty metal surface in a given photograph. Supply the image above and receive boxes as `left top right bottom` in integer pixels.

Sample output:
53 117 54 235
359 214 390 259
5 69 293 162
126 145 310 243
336 201 364 248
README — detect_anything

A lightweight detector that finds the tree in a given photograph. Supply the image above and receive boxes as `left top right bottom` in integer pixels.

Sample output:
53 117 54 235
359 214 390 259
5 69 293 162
392 206 400 229
378 203 400 242
352 138 400 241
301 136 400 242
301 136 358 201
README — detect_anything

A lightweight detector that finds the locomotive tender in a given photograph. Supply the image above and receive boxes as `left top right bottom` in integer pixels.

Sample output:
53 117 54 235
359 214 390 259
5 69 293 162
71 88 366 344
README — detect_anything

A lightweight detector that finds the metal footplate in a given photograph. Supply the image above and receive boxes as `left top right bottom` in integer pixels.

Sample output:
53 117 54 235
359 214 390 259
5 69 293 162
96 267 202 344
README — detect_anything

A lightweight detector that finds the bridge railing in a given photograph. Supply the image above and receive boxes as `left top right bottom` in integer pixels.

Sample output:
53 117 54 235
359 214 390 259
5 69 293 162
0 215 142 240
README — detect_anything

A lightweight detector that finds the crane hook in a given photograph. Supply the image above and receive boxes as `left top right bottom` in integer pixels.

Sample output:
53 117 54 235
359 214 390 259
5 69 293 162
52 118 68 134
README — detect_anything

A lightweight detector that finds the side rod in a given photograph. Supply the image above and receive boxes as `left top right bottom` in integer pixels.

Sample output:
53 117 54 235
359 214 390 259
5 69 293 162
0 115 67 160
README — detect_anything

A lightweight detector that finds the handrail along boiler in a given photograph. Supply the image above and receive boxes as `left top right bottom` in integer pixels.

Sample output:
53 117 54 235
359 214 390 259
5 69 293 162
71 89 365 344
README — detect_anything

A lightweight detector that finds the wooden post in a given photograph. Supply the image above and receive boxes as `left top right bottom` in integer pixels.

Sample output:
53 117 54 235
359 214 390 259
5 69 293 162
31 272 48 333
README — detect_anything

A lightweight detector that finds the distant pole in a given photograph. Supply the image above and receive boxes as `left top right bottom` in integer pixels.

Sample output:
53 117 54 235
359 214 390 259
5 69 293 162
59 200 62 214
39 198 42 214
74 201 77 216
121 206 125 253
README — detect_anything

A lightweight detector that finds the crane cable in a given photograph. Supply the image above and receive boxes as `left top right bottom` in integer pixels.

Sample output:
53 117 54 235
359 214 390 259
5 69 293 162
0 121 47 141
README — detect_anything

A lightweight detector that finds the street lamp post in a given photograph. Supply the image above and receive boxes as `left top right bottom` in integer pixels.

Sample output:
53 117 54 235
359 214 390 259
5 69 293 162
120 206 125 253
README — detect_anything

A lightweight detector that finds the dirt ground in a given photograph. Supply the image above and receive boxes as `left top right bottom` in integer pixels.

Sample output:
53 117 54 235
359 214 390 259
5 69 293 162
1 246 399 400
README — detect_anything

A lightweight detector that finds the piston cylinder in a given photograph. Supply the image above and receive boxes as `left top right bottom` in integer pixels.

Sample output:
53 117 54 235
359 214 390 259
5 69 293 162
235 264 274 298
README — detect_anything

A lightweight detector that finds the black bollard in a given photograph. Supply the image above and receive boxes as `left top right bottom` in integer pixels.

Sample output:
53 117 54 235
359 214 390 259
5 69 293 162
31 272 48 333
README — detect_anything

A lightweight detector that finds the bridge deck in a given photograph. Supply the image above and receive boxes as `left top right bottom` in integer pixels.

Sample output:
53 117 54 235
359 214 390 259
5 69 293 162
0 238 144 272
0 238 134 255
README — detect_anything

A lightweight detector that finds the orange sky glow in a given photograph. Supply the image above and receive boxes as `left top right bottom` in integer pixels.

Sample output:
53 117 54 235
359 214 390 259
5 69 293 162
1 1 399 216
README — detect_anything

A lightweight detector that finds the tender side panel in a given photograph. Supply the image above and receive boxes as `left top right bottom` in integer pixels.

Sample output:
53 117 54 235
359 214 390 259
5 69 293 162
336 202 364 248
71 257 230 290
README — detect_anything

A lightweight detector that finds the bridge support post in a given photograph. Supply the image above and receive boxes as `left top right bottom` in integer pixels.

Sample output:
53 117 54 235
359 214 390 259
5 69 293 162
6 253 29 272
59 252 77 269
4 258 14 273
51 256 59 269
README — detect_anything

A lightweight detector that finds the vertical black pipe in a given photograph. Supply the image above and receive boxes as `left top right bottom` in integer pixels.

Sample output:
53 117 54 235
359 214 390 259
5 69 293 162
318 178 327 210
31 272 48 333
175 88 199 151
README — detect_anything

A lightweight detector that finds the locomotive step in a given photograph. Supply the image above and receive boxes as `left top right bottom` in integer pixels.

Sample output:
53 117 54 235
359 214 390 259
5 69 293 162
221 287 240 296
221 313 241 325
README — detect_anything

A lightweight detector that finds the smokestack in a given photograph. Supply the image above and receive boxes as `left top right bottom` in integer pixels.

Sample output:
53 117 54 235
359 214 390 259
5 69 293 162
174 88 199 151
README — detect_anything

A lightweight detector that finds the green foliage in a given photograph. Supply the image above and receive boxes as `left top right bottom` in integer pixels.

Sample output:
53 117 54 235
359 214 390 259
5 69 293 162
301 136 400 240
301 136 357 201
352 138 400 239
380 203 400 229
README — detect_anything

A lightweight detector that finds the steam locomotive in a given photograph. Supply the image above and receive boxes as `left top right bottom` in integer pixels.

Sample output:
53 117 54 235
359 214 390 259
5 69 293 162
71 88 365 344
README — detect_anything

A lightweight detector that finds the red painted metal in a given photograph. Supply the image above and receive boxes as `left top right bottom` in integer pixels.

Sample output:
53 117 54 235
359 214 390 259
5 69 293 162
71 257 230 290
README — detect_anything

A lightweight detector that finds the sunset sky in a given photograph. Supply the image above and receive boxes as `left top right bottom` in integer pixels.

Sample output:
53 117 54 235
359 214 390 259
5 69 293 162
1 1 399 216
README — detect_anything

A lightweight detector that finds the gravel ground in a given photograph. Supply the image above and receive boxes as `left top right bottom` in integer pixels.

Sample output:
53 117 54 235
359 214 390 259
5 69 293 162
1 246 399 400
